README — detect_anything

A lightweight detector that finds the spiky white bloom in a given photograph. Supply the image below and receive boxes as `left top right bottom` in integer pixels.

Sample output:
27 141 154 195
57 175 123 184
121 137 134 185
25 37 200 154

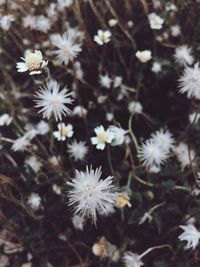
57 0 73 11
179 225 200 250
34 80 73 121
68 140 88 161
71 215 85 231
122 251 143 267
174 46 194 66
72 105 87 117
53 123 73 141
94 30 112 45
12 136 30 152
68 166 117 223
173 142 195 169
99 74 112 89
36 120 49 135
36 15 51 33
138 139 168 168
0 15 14 31
109 125 126 146
135 50 152 63
150 129 174 153
53 32 82 65
16 50 48 75
27 193 41 211
128 101 143 114
91 125 115 150
189 113 200 124
0 114 12 126
138 212 153 225
179 63 200 99
25 156 42 173
170 25 181 37
151 62 161 73
148 13 164 30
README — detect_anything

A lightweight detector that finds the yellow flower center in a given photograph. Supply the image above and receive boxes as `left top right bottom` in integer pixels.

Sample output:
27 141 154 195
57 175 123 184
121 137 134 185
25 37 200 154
97 132 108 143
25 51 43 70
116 195 131 208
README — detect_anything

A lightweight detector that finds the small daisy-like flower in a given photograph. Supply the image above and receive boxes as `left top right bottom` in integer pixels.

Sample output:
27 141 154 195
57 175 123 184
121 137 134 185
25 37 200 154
148 13 164 30
128 101 143 114
179 224 200 250
91 125 115 150
135 50 152 63
68 166 117 223
53 32 82 65
178 63 200 99
174 45 194 66
150 128 174 153
16 50 48 75
122 251 143 267
138 139 168 168
99 74 112 89
53 123 73 141
94 29 112 45
27 193 41 211
109 125 126 146
34 80 73 121
68 140 88 161
0 113 12 126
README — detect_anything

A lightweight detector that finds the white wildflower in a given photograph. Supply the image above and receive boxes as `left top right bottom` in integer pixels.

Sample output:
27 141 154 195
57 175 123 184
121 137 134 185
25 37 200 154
94 30 111 45
123 251 143 267
148 13 164 30
36 15 51 33
27 193 41 211
174 46 194 66
72 105 87 117
108 19 118 27
0 114 12 126
109 125 126 146
91 125 115 150
68 140 88 161
53 123 73 141
57 0 73 11
150 128 174 153
179 224 200 250
135 50 152 63
36 120 49 135
128 101 143 114
151 62 161 73
99 74 112 89
174 142 195 168
0 15 14 31
12 136 30 152
25 156 42 173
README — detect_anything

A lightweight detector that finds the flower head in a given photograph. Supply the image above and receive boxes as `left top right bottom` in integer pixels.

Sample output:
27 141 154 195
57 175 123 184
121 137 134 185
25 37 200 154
148 13 164 30
179 224 200 250
150 128 174 153
68 140 88 161
173 142 195 168
53 123 73 141
174 45 194 66
34 80 73 121
135 50 152 63
68 166 117 223
27 193 41 211
94 30 111 45
108 125 126 146
91 125 115 150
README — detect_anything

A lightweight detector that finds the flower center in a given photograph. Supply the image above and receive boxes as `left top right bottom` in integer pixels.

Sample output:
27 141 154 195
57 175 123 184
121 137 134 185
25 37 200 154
25 53 43 70
97 132 108 143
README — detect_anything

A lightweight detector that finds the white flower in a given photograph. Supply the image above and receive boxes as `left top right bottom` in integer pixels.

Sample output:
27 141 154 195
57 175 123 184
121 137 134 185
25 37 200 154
0 15 14 31
68 140 88 161
189 113 200 124
179 225 200 250
106 113 114 121
138 139 168 168
148 13 164 30
113 76 122 88
173 142 195 168
108 19 118 27
91 125 115 150
74 61 84 79
72 215 85 231
12 136 30 152
170 25 181 37
165 3 177 12
151 62 161 73
178 63 200 99
174 46 194 66
53 32 82 65
53 123 73 141
36 120 49 135
68 166 117 223
72 105 87 117
36 15 51 33
27 193 41 210
128 101 143 114
123 251 143 267
135 50 152 63
99 74 112 89
47 3 57 18
23 15 37 29
109 125 126 146
152 0 161 9
150 129 174 153
16 50 48 75
94 30 112 45
0 114 12 126
57 0 73 11
25 156 42 173
34 80 73 121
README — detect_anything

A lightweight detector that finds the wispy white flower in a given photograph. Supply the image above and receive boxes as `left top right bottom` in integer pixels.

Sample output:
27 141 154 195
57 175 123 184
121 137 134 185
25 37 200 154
68 140 88 161
151 62 161 73
35 80 73 121
12 136 30 152
68 166 117 223
36 120 49 135
23 15 37 29
123 251 143 267
16 50 48 75
0 114 12 126
179 224 200 250
128 101 143 114
94 30 111 45
25 156 42 173
53 123 73 141
36 15 51 33
174 46 194 66
148 13 164 30
150 129 174 153
173 142 195 168
99 74 112 89
179 63 200 99
170 25 181 37
53 32 82 65
109 125 126 146
113 76 122 88
0 15 14 31
91 125 115 150
27 193 41 211
135 50 152 63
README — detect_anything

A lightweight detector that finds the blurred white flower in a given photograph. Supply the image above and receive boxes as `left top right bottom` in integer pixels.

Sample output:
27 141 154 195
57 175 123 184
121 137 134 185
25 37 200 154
68 140 88 161
27 193 41 211
53 123 73 141
148 13 164 30
47 3 57 18
170 25 181 37
174 46 194 66
72 105 87 117
57 0 73 11
108 19 118 27
165 3 177 12
92 237 119 261
94 30 111 45
113 76 122 88
35 80 73 121
72 215 85 231
135 50 152 63
149 164 161 173
25 156 42 173
68 166 117 223
36 120 49 135
36 15 51 33
16 50 48 75
12 136 30 152
23 15 37 29
0 15 14 31
91 125 115 150
0 114 12 126
74 61 84 79
173 142 195 168
179 63 200 99
179 224 200 250
106 113 114 122
109 125 126 146
150 129 174 153
53 32 82 65
123 251 143 267
152 0 161 8
99 74 112 89
128 101 143 114
151 62 161 73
